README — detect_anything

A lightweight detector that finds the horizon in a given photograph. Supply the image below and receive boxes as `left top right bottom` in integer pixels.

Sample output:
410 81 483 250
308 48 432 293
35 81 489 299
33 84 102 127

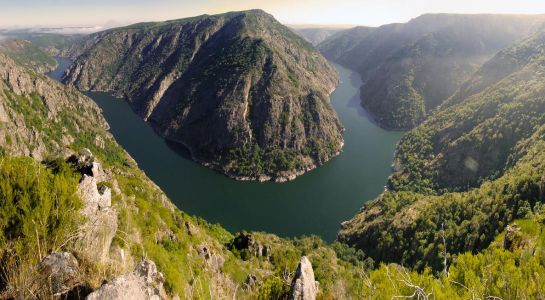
1 0 545 30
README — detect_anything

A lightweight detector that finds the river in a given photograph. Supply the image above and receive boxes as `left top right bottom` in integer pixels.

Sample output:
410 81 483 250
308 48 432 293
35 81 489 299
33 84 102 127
49 57 403 241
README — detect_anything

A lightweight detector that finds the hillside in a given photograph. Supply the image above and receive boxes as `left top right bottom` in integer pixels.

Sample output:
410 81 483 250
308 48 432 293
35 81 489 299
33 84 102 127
2 32 545 300
0 39 57 73
338 31 545 273
61 10 344 182
0 51 367 299
0 30 86 58
319 14 545 129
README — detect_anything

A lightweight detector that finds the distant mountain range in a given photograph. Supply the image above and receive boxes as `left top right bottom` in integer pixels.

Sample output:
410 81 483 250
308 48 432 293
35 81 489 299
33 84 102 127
338 19 545 275
319 14 545 129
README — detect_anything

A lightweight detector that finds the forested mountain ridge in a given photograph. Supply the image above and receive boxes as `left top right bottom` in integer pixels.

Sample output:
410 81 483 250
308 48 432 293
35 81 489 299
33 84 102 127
3 18 545 300
389 31 545 194
339 30 545 276
61 9 344 182
319 14 545 129
0 39 57 73
0 50 366 299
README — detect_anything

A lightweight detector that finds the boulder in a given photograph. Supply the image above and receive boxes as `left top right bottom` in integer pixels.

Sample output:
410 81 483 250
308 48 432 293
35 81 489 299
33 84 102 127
38 252 79 295
68 148 109 182
503 223 522 251
289 257 318 300
230 232 271 259
86 260 166 300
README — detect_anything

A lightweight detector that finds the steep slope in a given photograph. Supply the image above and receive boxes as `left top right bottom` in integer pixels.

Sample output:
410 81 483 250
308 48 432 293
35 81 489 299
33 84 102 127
390 31 545 193
0 52 366 299
338 31 545 271
0 39 57 73
320 14 545 129
3 45 545 300
62 10 344 182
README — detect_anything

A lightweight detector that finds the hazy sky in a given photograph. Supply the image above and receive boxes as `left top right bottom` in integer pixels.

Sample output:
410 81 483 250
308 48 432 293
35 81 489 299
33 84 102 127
1 0 545 28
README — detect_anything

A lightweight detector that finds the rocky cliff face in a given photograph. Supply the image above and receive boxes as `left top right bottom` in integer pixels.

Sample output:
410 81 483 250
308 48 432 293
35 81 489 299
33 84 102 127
0 52 109 160
320 14 545 130
62 10 344 182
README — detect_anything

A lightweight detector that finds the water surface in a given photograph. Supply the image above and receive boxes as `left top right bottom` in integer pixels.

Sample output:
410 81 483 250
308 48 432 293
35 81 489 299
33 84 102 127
49 58 403 241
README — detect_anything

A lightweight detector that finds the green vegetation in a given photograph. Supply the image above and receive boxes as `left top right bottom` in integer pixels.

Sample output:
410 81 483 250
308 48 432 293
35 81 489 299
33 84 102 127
338 31 545 296
0 39 57 72
0 157 82 298
357 213 545 299
4 13 545 300
390 32 545 193
319 14 545 130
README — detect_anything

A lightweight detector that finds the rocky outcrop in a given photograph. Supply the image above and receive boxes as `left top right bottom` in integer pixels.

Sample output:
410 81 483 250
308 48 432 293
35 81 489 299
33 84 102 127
229 232 271 259
503 224 522 251
289 257 319 300
71 149 118 263
38 252 80 295
86 260 167 300
0 53 109 160
62 10 344 182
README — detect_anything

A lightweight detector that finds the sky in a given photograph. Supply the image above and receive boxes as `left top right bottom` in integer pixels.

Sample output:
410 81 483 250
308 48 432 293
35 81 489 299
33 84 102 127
1 0 545 29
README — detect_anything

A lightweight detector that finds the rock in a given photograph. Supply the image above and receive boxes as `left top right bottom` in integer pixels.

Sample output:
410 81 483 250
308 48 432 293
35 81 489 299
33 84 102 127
95 135 106 149
503 223 522 251
243 274 258 291
230 232 271 259
86 260 166 300
289 257 318 300
185 221 198 236
198 244 225 273
68 148 108 182
38 252 79 295
73 149 118 263
79 175 112 214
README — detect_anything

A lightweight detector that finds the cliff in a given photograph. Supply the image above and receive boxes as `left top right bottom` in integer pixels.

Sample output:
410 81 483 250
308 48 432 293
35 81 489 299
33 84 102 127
62 10 344 182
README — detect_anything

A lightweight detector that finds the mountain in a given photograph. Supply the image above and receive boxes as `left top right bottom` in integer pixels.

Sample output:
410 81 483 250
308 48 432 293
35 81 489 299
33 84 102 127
338 30 545 272
319 14 545 129
0 39 57 73
0 30 86 58
3 32 545 300
0 51 365 299
61 10 344 182
291 26 348 45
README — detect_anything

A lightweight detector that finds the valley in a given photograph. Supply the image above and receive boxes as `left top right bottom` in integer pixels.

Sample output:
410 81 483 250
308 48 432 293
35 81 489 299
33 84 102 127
2 4 545 299
49 58 402 241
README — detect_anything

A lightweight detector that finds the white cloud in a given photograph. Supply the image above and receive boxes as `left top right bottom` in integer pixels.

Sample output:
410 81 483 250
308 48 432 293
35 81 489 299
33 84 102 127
32 26 104 34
